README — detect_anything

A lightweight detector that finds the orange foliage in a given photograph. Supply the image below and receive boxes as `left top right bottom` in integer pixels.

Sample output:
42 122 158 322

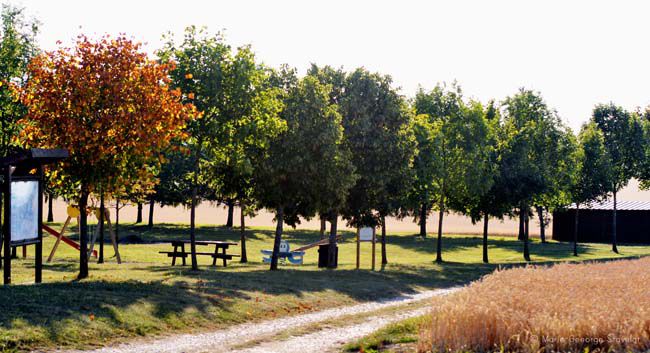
19 34 196 196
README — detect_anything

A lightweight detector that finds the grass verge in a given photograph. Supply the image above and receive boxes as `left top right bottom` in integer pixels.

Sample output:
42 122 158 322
1 223 649 352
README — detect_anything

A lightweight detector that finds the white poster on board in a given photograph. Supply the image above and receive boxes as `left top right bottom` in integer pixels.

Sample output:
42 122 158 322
359 227 375 242
10 180 39 243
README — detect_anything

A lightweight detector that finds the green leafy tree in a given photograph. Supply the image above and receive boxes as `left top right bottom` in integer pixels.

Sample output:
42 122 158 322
499 89 564 261
338 68 414 265
569 123 610 256
457 100 507 263
159 27 284 269
591 103 644 253
414 84 492 263
0 5 38 258
255 74 354 271
0 4 38 156
531 125 578 243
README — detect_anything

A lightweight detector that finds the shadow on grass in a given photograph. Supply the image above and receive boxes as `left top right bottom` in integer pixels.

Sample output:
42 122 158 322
386 232 632 261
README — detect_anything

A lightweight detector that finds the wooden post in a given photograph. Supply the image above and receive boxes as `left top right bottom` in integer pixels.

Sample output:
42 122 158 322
3 167 12 285
36 166 43 283
356 228 360 270
371 228 376 271
47 216 71 262
104 210 121 264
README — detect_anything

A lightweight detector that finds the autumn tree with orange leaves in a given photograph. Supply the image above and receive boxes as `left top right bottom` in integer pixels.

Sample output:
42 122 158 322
20 34 194 279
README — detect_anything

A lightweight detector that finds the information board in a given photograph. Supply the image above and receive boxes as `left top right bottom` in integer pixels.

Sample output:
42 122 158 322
10 180 39 243
359 227 375 242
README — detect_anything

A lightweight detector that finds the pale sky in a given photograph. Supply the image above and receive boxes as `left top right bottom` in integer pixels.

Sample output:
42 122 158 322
8 0 650 132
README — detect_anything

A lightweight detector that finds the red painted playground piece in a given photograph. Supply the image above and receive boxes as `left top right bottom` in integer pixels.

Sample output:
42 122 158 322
42 224 98 259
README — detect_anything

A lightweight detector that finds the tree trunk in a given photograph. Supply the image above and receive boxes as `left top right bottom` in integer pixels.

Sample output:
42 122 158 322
537 205 546 243
47 194 54 222
115 199 120 243
419 203 427 237
270 207 284 271
78 188 89 279
319 215 326 240
612 191 618 253
435 201 444 263
136 202 143 223
523 206 531 261
518 210 524 241
240 201 247 263
225 199 234 228
189 170 199 270
148 199 154 229
524 209 529 240
327 212 338 268
573 203 579 256
381 214 387 265
98 192 105 264
482 213 489 263
0 196 3 270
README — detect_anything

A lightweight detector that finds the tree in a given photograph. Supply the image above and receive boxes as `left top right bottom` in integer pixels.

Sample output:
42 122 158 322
0 5 39 260
160 27 284 268
338 68 413 265
20 34 193 278
414 84 492 263
499 89 564 261
0 4 38 157
569 123 610 256
459 100 507 263
255 74 354 271
531 124 577 243
591 103 644 253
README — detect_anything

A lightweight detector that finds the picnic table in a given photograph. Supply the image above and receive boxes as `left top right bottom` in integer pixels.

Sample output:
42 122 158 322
159 240 239 267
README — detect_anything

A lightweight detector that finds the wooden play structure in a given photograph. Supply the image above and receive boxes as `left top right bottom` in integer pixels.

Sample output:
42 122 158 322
46 205 121 263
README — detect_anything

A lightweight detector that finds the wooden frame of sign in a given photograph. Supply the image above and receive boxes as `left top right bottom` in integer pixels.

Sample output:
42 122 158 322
1 148 68 285
356 226 376 270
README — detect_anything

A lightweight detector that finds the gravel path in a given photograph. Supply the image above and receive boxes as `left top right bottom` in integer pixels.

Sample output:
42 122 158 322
54 287 459 353
237 306 432 353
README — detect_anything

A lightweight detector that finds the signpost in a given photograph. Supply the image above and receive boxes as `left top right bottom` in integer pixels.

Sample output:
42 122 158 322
356 226 376 270
1 148 68 285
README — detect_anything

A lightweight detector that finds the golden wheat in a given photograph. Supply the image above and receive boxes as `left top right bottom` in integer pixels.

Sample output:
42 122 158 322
419 257 650 353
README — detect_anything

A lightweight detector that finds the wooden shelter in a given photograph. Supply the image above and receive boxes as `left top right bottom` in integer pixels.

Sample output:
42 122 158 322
1 148 68 284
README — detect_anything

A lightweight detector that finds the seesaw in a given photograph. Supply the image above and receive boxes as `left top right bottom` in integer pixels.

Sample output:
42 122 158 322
261 235 342 265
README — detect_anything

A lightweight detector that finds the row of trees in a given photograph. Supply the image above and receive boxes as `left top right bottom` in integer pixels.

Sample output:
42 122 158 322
2 5 649 279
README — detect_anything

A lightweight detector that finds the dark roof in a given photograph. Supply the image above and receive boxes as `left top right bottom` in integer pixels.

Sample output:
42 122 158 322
568 200 650 211
0 148 68 167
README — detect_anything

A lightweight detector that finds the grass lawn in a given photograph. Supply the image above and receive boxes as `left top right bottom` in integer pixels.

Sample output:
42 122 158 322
1 222 649 352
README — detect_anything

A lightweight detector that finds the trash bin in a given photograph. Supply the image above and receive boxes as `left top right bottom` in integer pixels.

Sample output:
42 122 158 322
318 244 338 268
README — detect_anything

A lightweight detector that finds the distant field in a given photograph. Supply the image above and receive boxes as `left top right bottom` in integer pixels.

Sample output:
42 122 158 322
2 223 650 352
418 257 650 353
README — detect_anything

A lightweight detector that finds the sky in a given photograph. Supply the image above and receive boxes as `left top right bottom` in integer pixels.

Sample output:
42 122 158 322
7 0 650 131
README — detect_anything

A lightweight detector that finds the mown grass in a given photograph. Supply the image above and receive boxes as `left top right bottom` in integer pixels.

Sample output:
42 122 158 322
1 222 649 352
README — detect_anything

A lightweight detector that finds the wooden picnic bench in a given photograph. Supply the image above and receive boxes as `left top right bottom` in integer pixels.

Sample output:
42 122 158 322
159 240 239 267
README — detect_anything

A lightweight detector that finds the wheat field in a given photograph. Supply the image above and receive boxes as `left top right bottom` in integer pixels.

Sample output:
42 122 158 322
419 257 650 353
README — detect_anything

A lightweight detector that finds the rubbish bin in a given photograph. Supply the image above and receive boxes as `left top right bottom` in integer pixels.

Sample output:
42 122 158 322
318 244 338 268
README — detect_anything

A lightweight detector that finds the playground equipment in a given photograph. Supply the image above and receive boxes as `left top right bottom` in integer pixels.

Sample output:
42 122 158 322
261 235 342 265
46 205 121 263
261 240 304 265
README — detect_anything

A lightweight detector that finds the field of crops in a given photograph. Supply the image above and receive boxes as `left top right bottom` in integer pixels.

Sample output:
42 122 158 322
419 257 650 353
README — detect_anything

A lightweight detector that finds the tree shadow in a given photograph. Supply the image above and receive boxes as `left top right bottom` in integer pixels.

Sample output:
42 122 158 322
386 233 616 261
